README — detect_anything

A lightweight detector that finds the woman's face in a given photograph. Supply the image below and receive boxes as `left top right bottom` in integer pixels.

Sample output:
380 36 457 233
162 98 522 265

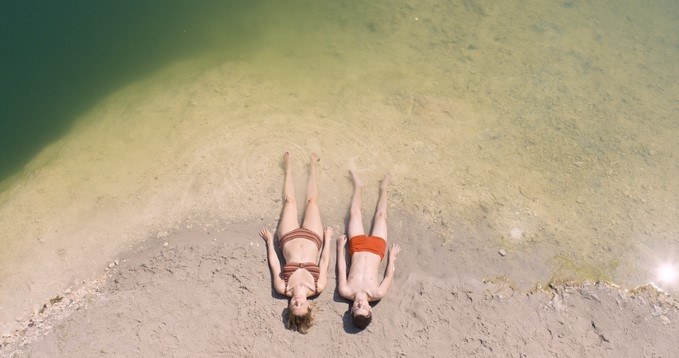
290 296 310 316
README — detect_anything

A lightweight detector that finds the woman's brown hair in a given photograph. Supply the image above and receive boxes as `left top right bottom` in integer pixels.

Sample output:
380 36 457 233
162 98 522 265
286 305 315 334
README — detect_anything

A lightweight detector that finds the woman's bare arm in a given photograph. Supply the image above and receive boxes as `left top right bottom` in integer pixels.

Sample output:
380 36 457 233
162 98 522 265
374 243 402 300
259 227 286 294
316 226 334 292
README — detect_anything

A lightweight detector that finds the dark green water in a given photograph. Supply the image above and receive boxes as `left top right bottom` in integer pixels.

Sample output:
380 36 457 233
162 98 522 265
0 0 263 181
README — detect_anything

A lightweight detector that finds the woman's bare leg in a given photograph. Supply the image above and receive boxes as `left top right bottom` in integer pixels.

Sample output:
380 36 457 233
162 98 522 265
277 152 299 237
301 153 323 238
347 170 365 239
370 174 389 242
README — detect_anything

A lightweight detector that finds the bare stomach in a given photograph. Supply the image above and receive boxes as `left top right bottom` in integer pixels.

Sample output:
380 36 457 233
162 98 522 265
347 252 382 289
282 237 319 263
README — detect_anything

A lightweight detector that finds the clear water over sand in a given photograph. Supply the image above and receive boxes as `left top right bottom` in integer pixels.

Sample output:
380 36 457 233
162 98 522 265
1 0 678 330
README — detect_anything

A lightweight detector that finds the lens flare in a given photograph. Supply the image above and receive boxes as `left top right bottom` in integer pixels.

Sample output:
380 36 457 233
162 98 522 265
657 263 678 285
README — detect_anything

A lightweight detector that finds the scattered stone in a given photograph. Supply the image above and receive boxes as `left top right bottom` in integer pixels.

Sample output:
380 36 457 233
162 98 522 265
499 249 507 257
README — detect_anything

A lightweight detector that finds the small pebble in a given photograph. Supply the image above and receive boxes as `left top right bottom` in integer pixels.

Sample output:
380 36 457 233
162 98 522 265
499 249 507 256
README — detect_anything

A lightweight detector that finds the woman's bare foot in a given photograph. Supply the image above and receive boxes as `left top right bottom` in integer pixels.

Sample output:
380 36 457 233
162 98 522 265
348 156 359 173
309 153 319 176
380 174 390 191
283 151 291 170
350 169 364 188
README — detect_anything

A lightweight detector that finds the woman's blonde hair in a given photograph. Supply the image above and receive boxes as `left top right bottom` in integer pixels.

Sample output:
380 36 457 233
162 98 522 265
286 303 315 334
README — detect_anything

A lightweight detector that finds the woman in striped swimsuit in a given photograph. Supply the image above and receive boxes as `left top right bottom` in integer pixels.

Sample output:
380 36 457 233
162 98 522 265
259 152 333 334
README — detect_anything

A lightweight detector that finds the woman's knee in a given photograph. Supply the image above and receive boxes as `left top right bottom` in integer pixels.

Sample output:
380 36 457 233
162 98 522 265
284 195 296 205
305 197 317 206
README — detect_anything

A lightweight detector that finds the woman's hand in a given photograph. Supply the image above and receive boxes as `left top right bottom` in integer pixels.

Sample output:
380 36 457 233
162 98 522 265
259 227 274 244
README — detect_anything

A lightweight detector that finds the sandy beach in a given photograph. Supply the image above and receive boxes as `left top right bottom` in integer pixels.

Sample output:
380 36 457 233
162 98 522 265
3 212 678 357
1 0 678 356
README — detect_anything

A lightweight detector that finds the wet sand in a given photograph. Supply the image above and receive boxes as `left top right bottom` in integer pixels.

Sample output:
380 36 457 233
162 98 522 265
1 0 678 355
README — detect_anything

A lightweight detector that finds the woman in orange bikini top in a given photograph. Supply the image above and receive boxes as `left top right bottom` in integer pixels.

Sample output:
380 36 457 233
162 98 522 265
259 152 333 334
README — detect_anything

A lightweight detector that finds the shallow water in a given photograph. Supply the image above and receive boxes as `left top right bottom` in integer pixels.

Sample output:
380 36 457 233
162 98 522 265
1 0 678 330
